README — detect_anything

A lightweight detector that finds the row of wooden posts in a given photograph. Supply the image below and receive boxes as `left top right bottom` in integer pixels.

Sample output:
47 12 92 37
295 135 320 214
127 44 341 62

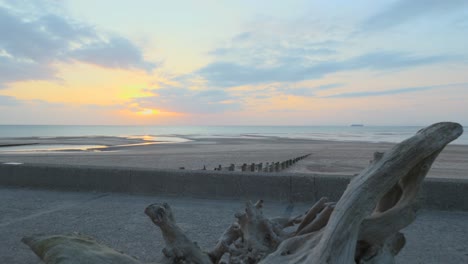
196 154 311 172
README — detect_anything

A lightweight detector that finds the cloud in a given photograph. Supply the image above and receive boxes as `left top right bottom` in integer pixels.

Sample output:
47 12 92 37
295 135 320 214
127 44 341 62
207 43 337 64
0 56 57 87
325 83 468 98
232 31 252 42
454 16 468 30
207 48 230 56
362 0 468 31
71 37 155 71
0 97 124 125
0 7 67 63
0 95 20 106
39 14 96 41
134 86 241 114
281 87 316 97
345 51 454 69
206 24 340 67
275 83 343 97
197 61 328 87
197 51 456 87
199 4 466 89
0 0 60 15
0 5 155 87
315 83 343 90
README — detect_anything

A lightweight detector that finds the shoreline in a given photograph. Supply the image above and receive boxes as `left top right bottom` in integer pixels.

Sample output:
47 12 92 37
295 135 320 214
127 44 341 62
1 124 467 146
2 133 467 146
0 135 467 179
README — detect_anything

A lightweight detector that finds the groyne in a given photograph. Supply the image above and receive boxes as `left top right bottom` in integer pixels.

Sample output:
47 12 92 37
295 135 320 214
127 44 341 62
196 153 311 172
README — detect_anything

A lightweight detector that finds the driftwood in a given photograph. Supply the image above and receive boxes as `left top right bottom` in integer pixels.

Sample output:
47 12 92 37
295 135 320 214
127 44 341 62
21 233 141 264
23 122 463 264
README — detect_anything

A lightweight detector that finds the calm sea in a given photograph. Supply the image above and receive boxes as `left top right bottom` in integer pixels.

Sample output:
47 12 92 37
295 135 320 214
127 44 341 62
0 125 466 145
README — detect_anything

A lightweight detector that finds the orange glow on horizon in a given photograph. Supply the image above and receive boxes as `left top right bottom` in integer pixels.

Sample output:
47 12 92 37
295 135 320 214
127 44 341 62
112 106 185 125
120 107 182 118
137 108 159 115
0 62 155 105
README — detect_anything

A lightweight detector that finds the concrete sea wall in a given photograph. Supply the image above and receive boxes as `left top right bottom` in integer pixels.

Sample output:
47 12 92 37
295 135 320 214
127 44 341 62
1 163 467 211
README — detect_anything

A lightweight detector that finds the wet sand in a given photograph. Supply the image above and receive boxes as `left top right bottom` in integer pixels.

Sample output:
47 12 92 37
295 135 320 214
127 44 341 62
0 135 467 179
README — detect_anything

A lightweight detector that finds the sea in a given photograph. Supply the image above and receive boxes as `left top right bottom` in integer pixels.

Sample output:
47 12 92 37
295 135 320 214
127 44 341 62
0 125 467 145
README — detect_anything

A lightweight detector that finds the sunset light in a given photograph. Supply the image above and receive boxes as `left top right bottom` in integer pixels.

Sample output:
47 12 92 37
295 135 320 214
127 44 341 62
1 2 467 263
0 0 467 126
138 109 158 115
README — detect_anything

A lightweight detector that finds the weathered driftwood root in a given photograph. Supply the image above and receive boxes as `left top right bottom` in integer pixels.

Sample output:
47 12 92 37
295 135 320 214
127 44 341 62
22 233 142 264
261 122 462 264
146 122 462 264
143 198 334 264
22 122 463 264
145 202 213 263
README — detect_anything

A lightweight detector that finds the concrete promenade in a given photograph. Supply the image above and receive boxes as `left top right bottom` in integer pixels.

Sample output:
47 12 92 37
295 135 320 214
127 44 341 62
1 163 468 210
1 188 467 264
1 162 468 263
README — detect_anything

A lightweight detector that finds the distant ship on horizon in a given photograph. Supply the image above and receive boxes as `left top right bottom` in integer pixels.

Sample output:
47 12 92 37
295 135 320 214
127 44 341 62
350 124 364 127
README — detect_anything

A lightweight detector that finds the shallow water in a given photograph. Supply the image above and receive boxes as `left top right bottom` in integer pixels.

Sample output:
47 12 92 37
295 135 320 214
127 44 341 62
0 125 466 144
0 144 106 152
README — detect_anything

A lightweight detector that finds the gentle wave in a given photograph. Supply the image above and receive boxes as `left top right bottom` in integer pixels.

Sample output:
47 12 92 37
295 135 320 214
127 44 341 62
0 125 466 145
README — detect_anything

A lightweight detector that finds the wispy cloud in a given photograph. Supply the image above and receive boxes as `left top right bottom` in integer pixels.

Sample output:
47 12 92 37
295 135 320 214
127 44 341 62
197 51 457 87
315 83 343 90
0 95 20 106
0 56 57 88
0 96 123 125
345 51 455 69
133 86 242 114
71 37 155 71
0 4 155 87
205 21 342 68
362 0 468 31
275 83 343 97
232 31 252 42
198 1 468 90
325 83 468 98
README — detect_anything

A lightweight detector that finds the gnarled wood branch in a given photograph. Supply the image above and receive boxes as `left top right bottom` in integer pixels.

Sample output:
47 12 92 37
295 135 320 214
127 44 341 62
22 233 142 264
22 122 463 264
261 122 462 264
145 202 212 264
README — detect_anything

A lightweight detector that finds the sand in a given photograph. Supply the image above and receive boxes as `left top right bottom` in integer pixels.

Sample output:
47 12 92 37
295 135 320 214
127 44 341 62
0 135 467 179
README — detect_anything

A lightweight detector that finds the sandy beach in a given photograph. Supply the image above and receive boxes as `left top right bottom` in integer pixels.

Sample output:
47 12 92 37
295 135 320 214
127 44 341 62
0 135 467 179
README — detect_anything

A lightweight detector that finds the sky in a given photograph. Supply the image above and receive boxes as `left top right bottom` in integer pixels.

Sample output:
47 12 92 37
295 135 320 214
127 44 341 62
0 0 467 126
